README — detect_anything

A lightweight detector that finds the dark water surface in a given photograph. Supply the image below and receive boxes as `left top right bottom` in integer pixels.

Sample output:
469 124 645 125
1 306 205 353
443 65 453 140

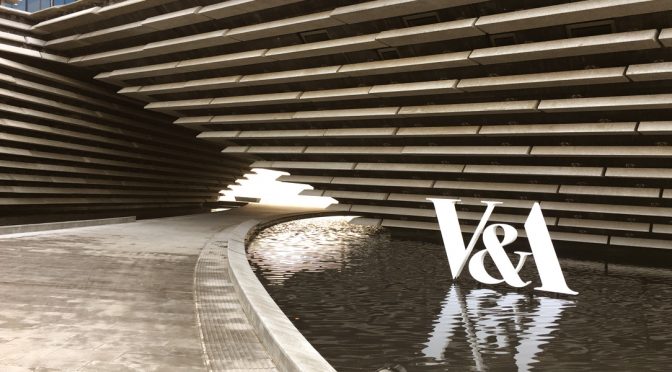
247 217 672 372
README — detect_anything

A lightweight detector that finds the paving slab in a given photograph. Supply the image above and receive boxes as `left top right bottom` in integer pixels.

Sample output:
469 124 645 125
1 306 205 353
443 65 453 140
0 205 317 371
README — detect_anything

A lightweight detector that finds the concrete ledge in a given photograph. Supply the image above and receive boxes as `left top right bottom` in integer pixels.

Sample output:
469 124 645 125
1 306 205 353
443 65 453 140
475 0 672 34
226 211 341 372
0 216 135 236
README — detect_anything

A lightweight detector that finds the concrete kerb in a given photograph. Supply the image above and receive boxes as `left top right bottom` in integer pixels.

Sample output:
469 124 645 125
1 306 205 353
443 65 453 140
227 210 348 372
0 216 136 236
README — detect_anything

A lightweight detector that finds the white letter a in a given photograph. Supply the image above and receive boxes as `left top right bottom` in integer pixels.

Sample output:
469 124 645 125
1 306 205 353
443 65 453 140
525 203 578 295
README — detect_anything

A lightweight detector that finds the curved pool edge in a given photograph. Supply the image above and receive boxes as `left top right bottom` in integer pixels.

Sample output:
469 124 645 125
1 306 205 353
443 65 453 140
226 210 347 372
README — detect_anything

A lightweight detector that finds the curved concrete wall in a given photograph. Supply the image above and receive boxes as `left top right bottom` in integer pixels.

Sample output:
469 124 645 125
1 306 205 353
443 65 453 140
0 8 247 224
226 213 339 372
2 0 672 249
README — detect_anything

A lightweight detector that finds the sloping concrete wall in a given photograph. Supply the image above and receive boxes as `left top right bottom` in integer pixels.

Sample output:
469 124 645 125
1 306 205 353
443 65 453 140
2 0 672 249
0 12 248 224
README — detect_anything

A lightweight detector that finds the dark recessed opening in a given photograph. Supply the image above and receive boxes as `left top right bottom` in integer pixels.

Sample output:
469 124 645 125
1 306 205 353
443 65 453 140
566 20 615 38
299 29 330 43
490 33 518 46
377 47 401 60
402 12 440 27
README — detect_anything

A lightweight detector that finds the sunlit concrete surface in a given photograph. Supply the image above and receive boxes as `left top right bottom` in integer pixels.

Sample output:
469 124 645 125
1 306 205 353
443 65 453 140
0 205 318 371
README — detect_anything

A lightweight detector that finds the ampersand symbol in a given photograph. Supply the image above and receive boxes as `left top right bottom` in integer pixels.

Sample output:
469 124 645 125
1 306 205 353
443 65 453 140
468 223 532 288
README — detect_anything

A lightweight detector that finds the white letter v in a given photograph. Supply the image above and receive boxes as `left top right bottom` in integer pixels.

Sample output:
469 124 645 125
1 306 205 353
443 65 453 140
428 199 500 279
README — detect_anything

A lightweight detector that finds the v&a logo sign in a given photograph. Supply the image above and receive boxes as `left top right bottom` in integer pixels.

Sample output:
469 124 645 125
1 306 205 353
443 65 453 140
428 199 578 295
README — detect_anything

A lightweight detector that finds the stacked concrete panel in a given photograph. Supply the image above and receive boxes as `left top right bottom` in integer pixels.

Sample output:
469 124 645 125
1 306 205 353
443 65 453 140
0 6 247 224
2 0 672 250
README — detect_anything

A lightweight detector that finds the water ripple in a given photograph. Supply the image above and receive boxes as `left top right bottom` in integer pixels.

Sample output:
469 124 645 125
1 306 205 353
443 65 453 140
248 217 672 372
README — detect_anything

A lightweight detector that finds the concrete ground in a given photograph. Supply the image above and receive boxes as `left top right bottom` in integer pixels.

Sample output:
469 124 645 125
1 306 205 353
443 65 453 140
0 205 316 372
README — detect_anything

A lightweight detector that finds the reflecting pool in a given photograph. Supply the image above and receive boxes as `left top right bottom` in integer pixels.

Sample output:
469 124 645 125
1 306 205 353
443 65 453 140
247 216 672 372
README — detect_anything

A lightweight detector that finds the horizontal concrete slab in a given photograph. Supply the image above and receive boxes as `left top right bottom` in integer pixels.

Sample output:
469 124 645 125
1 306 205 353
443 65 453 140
293 107 400 120
399 100 539 116
659 27 672 47
377 18 483 46
198 0 301 19
541 201 672 217
331 177 434 188
638 121 672 134
469 30 660 65
606 167 672 179
434 180 558 193
266 34 385 60
479 122 636 135
396 126 479 136
627 62 672 81
240 66 342 85
539 94 672 112
304 146 404 154
277 175 333 184
322 190 389 200
300 86 372 101
252 161 356 170
338 51 474 76
330 0 486 24
559 185 660 198
475 0 672 33
558 218 651 232
532 146 672 157
403 145 531 155
370 80 459 96
458 67 627 91
347 163 462 173
610 236 672 249
141 6 209 31
464 164 604 177
228 11 342 41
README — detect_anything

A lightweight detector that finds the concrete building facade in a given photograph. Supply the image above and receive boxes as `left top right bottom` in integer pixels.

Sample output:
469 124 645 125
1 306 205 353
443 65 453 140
1 0 672 250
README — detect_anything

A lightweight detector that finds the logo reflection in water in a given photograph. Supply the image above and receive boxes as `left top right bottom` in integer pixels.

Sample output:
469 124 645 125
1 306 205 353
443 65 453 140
423 286 574 372
249 217 672 372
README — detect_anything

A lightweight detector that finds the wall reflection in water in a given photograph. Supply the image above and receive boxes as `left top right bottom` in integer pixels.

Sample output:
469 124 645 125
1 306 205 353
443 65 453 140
423 286 573 372
248 216 672 372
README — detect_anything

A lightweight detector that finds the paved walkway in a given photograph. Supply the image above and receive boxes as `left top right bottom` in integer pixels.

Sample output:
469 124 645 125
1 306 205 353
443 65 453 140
0 205 316 371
